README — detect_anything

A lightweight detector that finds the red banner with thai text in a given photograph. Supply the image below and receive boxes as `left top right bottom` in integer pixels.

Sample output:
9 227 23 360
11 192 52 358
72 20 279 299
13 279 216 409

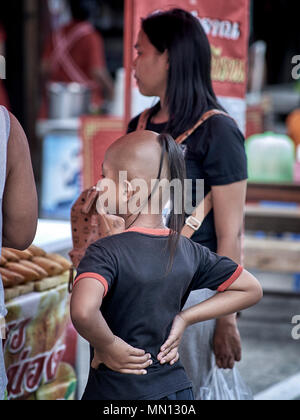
132 0 250 99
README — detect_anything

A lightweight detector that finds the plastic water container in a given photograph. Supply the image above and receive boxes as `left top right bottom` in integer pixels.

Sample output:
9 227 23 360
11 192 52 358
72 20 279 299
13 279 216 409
246 132 295 182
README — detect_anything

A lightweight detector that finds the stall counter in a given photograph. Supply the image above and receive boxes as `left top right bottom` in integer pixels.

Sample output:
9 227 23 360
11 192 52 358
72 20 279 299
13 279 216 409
2 219 77 400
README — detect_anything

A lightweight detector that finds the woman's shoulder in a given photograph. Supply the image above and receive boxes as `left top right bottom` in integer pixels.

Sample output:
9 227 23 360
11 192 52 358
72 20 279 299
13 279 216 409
189 112 245 150
201 112 243 137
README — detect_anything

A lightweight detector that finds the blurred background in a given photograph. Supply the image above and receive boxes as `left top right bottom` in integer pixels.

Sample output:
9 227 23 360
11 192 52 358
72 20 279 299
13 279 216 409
1 0 300 401
0 0 300 218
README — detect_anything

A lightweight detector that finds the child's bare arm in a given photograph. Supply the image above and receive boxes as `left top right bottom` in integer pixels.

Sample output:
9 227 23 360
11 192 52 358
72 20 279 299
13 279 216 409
158 270 262 364
181 269 262 325
71 278 115 348
71 278 152 375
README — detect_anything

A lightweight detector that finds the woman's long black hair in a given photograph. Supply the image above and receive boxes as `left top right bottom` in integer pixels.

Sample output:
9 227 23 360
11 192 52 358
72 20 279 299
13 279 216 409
142 8 225 139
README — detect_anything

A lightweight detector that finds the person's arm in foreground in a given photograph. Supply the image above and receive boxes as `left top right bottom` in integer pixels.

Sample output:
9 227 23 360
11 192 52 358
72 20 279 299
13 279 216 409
71 278 153 375
211 180 247 369
157 269 263 365
2 112 38 250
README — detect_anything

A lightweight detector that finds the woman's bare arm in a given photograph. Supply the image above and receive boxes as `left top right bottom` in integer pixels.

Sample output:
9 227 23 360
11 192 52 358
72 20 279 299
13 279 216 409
2 112 38 250
212 180 247 264
211 180 247 368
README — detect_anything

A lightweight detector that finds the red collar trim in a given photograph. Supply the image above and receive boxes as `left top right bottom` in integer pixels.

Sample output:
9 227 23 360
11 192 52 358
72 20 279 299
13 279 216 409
125 227 171 236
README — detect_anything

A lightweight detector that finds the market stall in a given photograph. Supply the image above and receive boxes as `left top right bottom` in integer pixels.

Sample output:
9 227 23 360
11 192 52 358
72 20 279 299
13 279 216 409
244 181 300 297
1 244 77 401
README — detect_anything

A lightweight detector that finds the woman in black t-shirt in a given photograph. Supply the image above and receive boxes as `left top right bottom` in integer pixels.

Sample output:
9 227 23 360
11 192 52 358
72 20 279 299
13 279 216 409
128 9 248 399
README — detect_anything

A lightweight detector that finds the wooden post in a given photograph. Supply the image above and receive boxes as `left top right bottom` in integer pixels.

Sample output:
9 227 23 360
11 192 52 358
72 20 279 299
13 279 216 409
23 0 40 183
124 0 134 127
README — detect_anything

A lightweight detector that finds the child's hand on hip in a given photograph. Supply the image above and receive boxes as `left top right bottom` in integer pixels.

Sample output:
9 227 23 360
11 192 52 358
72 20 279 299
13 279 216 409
92 336 153 375
157 314 188 366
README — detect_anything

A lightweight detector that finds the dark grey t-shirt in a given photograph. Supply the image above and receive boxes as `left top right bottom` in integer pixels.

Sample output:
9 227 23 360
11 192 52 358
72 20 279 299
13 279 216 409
75 227 243 400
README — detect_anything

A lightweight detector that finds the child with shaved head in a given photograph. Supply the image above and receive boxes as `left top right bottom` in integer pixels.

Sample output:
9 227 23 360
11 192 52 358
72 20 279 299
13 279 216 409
70 130 262 401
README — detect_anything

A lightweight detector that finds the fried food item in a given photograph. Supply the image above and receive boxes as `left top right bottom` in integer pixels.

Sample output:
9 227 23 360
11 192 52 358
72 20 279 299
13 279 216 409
0 255 7 266
36 363 77 401
46 254 72 271
31 257 63 277
6 248 33 260
1 249 20 262
0 273 12 288
34 276 62 292
28 245 47 258
0 267 25 286
5 262 40 283
4 287 20 301
17 282 35 296
19 260 48 279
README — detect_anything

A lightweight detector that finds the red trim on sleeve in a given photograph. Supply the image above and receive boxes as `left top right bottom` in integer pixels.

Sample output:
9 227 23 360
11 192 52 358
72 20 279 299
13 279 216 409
217 265 244 292
126 227 171 236
73 273 109 297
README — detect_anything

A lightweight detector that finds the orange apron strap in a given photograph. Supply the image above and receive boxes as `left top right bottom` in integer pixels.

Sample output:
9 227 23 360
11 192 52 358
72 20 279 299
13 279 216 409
137 109 151 130
178 109 234 238
176 109 232 145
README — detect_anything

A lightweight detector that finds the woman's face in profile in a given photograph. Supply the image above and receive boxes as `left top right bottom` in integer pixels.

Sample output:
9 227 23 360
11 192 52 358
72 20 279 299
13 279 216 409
133 30 169 98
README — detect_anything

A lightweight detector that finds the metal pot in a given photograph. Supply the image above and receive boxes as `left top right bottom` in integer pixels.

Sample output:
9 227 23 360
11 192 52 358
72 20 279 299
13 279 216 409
47 82 91 119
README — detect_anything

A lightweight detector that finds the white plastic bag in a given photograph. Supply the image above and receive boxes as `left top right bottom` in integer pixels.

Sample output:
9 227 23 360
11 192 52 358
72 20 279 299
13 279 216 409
180 290 254 401
200 365 253 401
